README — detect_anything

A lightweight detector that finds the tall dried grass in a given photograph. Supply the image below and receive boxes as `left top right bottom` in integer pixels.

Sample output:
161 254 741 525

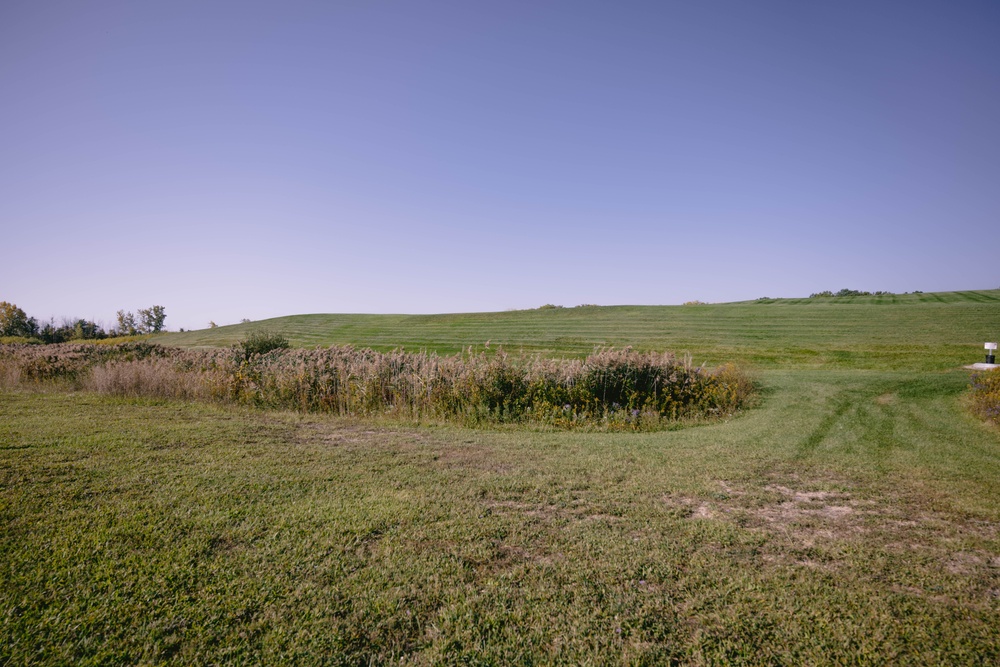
83 359 210 399
0 361 20 390
0 342 756 430
969 371 1000 425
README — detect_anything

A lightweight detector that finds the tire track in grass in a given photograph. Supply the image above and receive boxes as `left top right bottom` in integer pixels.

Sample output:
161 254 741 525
796 390 858 458
958 291 1000 303
857 397 901 472
795 379 903 460
795 374 969 467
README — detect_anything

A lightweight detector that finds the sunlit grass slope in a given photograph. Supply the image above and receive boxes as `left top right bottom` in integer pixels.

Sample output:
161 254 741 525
156 289 1000 370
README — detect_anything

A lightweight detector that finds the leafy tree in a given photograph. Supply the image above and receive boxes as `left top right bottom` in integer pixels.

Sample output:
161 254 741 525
138 305 166 333
0 302 109 343
0 301 38 337
37 318 107 343
71 319 105 340
116 310 139 336
116 306 166 335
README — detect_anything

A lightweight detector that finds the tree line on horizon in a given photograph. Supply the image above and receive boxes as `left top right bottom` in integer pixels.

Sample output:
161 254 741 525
808 288 913 298
0 301 166 343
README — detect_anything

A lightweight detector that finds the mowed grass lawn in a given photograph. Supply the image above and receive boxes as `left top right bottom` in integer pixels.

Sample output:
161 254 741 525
3 291 1000 664
156 289 1000 370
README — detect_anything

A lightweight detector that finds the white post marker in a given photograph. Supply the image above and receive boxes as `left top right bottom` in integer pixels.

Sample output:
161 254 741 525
987 342 998 365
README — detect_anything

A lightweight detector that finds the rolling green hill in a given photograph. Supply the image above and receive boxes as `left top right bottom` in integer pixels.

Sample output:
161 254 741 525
5 289 1000 662
155 289 1000 370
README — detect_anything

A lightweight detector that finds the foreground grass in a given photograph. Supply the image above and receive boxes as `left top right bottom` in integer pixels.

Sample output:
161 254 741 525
3 367 999 664
154 289 1000 370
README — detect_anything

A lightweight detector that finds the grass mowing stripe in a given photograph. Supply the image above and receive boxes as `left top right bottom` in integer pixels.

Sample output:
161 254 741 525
796 389 857 458
154 289 1000 372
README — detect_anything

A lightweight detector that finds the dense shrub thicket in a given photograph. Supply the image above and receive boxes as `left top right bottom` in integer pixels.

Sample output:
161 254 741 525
969 371 1000 425
0 342 756 431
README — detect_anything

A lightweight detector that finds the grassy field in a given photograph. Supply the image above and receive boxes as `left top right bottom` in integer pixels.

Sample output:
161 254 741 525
156 289 1000 370
3 290 1000 664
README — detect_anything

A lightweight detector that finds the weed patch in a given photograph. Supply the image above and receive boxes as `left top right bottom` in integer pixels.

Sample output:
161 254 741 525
968 370 1000 425
0 343 755 431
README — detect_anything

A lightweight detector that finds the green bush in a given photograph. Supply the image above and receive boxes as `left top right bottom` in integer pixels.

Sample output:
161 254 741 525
235 331 291 362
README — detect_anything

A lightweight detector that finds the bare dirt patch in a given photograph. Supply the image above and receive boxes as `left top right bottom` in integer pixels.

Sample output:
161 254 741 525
875 393 897 405
691 503 715 519
715 480 743 497
661 493 720 520
945 552 987 576
486 499 622 525
295 421 395 447
662 475 1000 600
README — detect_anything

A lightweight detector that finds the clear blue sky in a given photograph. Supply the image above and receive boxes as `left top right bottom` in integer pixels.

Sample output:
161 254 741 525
3 1 998 331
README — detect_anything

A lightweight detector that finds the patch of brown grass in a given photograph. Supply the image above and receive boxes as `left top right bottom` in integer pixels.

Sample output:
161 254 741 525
83 359 209 399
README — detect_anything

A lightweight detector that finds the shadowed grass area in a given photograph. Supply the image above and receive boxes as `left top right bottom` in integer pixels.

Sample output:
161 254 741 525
154 289 1000 371
2 367 999 664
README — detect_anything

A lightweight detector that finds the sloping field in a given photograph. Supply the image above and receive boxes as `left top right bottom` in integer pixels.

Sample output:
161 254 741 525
156 289 1000 370
3 289 1000 664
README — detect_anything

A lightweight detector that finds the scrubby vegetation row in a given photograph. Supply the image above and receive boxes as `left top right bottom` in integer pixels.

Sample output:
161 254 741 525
0 300 166 343
809 288 899 298
0 340 755 431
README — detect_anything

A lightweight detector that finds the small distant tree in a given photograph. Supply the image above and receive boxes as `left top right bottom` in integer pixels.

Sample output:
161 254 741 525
138 305 166 333
116 310 139 336
70 319 105 340
117 305 166 335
